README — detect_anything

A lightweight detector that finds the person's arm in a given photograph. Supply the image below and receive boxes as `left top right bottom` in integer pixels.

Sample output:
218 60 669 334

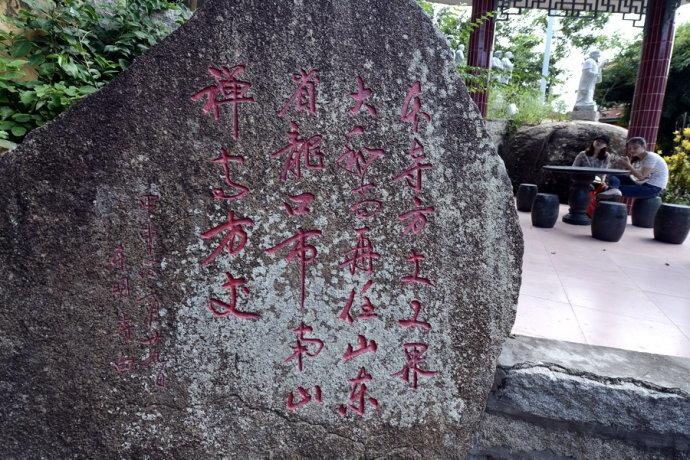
621 157 653 181
631 166 653 181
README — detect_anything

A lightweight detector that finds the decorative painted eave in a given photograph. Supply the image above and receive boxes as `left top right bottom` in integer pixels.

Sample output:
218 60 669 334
431 0 686 27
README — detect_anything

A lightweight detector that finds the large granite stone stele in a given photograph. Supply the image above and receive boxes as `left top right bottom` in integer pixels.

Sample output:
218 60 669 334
0 0 522 457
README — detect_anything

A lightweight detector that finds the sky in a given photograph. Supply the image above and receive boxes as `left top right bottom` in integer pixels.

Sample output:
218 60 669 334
430 2 690 112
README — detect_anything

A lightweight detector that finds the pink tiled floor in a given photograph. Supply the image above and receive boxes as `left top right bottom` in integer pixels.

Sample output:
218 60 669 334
513 204 690 358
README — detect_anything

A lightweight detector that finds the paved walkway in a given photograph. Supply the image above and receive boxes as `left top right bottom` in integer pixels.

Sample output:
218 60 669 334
513 204 690 358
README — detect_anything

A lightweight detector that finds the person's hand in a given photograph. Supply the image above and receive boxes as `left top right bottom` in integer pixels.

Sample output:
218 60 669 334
621 157 632 169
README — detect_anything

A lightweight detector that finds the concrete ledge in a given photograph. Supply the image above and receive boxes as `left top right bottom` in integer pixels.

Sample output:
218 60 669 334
470 335 690 459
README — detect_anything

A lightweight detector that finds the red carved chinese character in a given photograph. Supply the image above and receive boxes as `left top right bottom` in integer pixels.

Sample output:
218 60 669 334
210 146 249 202
392 139 433 194
155 370 166 388
401 81 431 133
111 245 126 272
140 223 157 256
351 183 382 219
401 251 434 286
112 356 136 373
191 64 256 141
349 76 377 117
112 277 131 298
114 314 133 344
339 280 379 324
406 137 426 159
139 194 160 212
342 335 378 362
277 68 320 118
139 257 159 281
337 367 379 417
284 323 324 372
398 300 431 331
200 210 254 266
286 386 323 411
392 342 438 389
141 349 160 368
399 197 434 236
140 330 162 346
138 293 161 328
208 272 260 320
271 122 324 182
284 193 315 216
337 126 384 180
340 227 380 275
265 229 322 311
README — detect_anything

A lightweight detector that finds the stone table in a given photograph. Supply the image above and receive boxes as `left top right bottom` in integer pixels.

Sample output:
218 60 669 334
542 165 629 225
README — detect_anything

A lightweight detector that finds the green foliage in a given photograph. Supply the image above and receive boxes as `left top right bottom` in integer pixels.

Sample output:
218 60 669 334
0 0 191 149
494 11 545 89
559 13 615 52
487 11 614 123
488 84 566 126
661 128 690 205
434 6 493 49
595 37 641 115
416 1 494 92
415 4 616 123
417 0 434 17
670 23 690 72
495 11 614 95
595 23 690 152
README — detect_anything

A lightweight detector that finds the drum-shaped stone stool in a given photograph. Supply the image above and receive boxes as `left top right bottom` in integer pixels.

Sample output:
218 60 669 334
516 183 538 212
654 203 690 244
632 196 661 228
531 193 560 228
591 201 627 242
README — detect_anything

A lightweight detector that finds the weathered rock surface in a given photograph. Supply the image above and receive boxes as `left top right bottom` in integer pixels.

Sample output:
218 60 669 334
501 121 628 201
0 0 522 457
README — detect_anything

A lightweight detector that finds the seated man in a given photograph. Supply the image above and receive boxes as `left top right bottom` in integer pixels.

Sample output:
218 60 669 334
598 137 669 199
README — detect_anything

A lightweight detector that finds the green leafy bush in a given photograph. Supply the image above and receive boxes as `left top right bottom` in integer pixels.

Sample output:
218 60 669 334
0 0 191 150
661 128 690 205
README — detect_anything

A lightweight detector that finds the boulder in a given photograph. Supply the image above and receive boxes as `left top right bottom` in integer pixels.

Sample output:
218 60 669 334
0 0 522 457
501 121 628 201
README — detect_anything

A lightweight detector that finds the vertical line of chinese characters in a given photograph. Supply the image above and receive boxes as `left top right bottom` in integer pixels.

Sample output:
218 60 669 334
109 194 167 388
391 81 438 390
110 244 134 374
192 64 260 321
335 76 384 417
138 194 167 387
265 68 325 412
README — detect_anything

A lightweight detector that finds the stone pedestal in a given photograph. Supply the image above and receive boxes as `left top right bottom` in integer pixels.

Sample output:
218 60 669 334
570 106 600 122
563 173 596 225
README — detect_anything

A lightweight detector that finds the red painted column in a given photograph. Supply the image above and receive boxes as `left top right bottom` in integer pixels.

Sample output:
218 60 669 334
466 0 495 118
627 0 677 150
